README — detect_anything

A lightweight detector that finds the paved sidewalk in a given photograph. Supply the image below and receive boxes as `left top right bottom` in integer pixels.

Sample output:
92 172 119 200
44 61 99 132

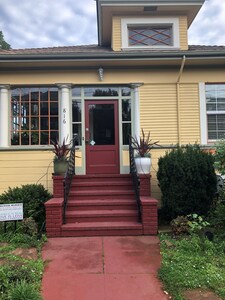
41 236 168 300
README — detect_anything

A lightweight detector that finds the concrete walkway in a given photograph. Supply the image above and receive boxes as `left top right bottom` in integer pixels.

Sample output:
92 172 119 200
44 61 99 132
41 236 168 300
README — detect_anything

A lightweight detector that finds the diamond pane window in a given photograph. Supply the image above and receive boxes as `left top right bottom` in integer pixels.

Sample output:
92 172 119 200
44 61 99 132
128 26 172 46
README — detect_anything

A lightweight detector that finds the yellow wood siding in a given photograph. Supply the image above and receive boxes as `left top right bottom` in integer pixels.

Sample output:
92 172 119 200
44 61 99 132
179 83 200 144
179 16 188 50
0 151 54 194
140 84 178 144
112 16 122 51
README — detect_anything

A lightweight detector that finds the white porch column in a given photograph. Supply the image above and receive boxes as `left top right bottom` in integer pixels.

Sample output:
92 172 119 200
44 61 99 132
130 83 143 140
58 84 72 144
0 85 10 147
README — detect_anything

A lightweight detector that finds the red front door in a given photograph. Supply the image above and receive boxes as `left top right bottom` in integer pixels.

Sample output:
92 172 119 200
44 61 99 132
85 100 119 174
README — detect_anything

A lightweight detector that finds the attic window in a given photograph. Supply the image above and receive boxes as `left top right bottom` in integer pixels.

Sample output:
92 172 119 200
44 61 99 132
128 26 172 47
121 17 180 49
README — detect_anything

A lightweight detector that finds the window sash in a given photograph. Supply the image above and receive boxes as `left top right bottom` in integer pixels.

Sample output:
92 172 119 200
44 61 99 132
206 84 225 141
11 87 59 145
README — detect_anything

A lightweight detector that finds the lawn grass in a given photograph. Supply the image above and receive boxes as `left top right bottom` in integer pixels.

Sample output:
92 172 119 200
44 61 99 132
0 228 46 300
159 234 225 300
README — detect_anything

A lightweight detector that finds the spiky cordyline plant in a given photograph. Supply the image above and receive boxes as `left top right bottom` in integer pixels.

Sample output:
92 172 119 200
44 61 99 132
51 138 71 162
131 129 159 157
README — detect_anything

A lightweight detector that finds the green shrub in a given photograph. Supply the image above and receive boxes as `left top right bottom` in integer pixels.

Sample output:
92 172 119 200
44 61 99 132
214 139 225 175
8 280 42 300
209 201 225 238
0 184 52 230
157 145 217 220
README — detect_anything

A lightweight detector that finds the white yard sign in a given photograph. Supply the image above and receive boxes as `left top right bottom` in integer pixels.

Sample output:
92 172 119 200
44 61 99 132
0 203 23 221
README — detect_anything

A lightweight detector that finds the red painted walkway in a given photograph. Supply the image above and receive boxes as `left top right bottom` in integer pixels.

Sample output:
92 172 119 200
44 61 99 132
41 236 168 300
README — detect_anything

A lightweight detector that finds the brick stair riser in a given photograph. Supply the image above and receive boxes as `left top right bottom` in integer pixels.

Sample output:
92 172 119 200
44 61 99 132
61 229 142 237
69 193 134 201
67 204 137 211
70 185 133 192
73 175 132 182
66 215 138 223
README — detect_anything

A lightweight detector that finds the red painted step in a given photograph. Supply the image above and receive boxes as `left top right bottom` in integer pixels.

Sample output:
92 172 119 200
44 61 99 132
66 209 138 223
60 174 142 237
66 199 137 211
69 190 135 200
61 221 143 237
71 181 133 191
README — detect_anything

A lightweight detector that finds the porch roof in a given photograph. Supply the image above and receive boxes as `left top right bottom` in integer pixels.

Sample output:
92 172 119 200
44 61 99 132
1 44 225 70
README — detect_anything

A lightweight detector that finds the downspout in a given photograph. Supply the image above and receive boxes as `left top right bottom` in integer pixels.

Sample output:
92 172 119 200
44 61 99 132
176 55 186 146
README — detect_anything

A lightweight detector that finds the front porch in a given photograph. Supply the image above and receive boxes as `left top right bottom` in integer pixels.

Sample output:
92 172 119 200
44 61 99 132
45 174 158 237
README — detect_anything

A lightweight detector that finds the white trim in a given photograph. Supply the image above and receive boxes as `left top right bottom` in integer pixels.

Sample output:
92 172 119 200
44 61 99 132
199 82 207 145
121 17 180 50
0 86 10 147
58 84 72 144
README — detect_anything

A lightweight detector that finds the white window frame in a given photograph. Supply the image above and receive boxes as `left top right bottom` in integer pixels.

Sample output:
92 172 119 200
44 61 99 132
200 82 225 144
121 17 180 50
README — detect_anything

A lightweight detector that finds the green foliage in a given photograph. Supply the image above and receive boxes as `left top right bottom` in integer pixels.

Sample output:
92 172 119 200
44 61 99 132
0 31 11 50
0 233 45 299
51 138 70 162
159 234 225 299
170 214 210 236
8 280 43 300
170 215 189 235
0 184 52 230
20 218 38 236
187 213 210 233
209 200 225 238
214 139 225 175
131 128 159 157
157 145 217 220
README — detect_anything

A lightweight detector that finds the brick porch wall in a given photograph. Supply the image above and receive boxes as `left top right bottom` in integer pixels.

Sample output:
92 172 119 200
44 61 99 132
52 175 64 198
45 198 63 237
139 174 158 235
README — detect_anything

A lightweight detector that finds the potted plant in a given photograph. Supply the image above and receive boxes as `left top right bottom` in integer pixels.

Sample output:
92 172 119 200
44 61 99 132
131 129 159 174
51 139 71 176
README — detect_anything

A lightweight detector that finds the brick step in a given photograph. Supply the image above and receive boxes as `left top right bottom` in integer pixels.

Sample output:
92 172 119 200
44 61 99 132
73 174 132 183
66 199 137 211
61 221 143 237
69 190 135 200
71 181 133 191
65 209 138 223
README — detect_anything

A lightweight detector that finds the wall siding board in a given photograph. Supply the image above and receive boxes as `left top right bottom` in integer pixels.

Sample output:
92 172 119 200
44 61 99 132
0 151 53 194
179 83 200 144
179 16 188 50
112 16 122 51
139 84 178 144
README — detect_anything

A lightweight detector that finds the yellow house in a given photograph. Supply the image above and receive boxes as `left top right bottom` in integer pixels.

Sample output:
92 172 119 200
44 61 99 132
0 0 224 236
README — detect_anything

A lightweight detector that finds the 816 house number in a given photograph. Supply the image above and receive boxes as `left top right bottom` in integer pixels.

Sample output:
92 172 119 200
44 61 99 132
63 108 66 124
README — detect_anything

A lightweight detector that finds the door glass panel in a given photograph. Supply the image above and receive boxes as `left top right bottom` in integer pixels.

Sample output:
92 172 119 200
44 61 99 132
89 104 115 145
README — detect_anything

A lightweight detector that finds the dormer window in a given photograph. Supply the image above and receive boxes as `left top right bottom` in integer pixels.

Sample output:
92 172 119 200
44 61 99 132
128 26 172 47
121 17 180 50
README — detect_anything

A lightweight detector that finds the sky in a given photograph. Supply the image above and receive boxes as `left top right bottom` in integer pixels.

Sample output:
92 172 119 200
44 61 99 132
0 0 224 49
